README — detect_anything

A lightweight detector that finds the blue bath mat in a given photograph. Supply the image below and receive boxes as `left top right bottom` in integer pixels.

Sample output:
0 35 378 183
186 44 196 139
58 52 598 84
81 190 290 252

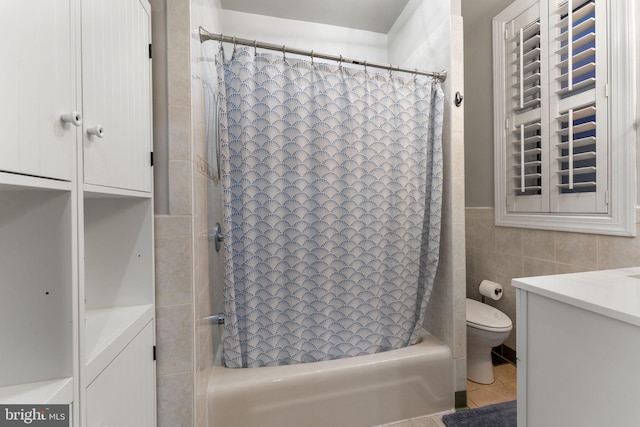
442 400 516 427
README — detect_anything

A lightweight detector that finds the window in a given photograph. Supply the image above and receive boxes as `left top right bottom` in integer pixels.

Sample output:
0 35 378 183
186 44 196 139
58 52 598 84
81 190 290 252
492 0 636 236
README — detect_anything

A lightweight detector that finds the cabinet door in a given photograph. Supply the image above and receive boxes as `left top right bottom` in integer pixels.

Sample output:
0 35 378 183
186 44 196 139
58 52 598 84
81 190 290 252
82 0 152 192
0 0 77 181
86 322 155 427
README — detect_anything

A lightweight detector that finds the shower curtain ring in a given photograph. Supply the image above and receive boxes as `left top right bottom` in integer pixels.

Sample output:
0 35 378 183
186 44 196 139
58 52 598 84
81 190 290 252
310 50 314 65
218 33 224 50
414 68 418 82
232 37 237 54
338 55 342 69
363 60 367 75
254 40 257 56
282 45 286 60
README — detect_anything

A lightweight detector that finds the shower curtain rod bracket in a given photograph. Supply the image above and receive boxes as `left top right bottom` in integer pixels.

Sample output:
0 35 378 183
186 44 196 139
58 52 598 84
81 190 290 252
198 27 447 81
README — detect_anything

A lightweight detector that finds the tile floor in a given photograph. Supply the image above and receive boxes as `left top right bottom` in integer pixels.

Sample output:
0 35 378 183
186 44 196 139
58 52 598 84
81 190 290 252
381 363 517 427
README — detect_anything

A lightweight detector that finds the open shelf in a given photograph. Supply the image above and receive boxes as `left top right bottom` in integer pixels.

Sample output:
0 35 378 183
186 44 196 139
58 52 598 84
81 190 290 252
0 378 73 405
0 189 74 392
0 171 72 192
84 183 152 199
83 195 154 384
85 305 154 384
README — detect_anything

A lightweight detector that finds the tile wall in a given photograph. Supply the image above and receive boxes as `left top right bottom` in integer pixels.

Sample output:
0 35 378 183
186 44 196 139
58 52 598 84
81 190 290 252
423 13 467 395
467 207 640 350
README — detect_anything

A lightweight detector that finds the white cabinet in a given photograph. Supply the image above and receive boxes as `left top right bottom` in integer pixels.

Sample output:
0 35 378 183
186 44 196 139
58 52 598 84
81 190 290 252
0 0 77 181
87 322 156 427
0 1 155 426
82 0 152 193
513 268 640 427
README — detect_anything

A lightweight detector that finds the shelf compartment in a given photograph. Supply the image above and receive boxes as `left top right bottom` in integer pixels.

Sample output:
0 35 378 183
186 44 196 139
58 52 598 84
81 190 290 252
85 305 154 384
0 378 73 404
0 190 74 389
83 197 153 309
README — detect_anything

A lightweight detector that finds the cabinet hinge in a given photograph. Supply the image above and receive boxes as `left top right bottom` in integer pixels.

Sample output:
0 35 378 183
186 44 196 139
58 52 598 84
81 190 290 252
604 83 609 98
153 345 157 361
605 190 610 205
149 44 152 59
150 152 154 167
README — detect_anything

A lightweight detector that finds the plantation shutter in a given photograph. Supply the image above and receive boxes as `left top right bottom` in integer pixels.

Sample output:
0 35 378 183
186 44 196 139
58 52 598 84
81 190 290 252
549 0 607 213
506 3 547 213
499 0 608 215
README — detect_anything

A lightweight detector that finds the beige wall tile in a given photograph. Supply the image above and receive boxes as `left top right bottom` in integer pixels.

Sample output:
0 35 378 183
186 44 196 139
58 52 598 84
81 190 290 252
452 131 465 179
466 247 475 280
522 229 555 261
495 227 522 256
474 216 495 252
454 357 467 392
453 177 466 224
466 275 481 300
155 235 193 306
157 372 194 427
155 215 192 237
167 0 190 51
169 105 192 161
523 257 556 277
156 304 194 375
597 229 640 269
169 160 193 215
556 263 594 275
495 253 523 282
167 49 191 107
474 250 498 283
556 232 598 269
465 217 475 250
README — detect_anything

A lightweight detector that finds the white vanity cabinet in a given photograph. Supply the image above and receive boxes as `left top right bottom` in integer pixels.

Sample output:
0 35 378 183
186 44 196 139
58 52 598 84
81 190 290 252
513 268 640 427
0 1 155 426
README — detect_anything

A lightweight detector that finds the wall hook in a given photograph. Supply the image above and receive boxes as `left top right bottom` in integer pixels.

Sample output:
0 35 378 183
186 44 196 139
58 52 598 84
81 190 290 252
455 91 463 107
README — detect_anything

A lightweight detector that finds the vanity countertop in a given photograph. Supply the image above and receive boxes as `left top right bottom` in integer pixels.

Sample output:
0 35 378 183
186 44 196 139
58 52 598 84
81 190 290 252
512 266 640 327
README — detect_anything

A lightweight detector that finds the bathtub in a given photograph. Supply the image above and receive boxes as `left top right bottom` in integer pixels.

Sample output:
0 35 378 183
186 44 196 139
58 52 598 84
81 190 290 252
207 330 453 427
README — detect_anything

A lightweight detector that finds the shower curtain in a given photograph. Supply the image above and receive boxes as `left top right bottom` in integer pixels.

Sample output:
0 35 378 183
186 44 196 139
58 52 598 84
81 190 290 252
215 46 444 368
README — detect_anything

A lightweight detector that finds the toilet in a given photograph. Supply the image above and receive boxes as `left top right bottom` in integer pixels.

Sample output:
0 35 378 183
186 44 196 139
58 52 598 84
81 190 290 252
466 298 513 384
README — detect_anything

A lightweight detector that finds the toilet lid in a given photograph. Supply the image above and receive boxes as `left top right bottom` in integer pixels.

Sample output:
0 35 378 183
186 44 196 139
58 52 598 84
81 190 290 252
466 298 512 332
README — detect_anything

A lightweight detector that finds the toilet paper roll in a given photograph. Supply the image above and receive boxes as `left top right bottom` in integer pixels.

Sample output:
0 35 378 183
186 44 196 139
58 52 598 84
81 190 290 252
479 280 503 301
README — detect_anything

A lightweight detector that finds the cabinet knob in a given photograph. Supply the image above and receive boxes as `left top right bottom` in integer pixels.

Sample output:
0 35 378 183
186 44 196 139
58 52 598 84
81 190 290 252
87 125 105 138
60 111 82 127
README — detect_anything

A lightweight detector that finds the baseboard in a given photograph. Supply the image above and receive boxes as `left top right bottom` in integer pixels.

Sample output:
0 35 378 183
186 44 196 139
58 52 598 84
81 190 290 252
454 390 467 410
492 344 516 365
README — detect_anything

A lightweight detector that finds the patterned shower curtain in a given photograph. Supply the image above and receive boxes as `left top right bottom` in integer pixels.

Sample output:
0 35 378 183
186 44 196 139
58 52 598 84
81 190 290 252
216 46 444 368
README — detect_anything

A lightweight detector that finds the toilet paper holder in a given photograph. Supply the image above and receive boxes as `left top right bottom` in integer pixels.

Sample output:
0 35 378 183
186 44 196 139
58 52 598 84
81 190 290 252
479 280 503 302
482 287 502 302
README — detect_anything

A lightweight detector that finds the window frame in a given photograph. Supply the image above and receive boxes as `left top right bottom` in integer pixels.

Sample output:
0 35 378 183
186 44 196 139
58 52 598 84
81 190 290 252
492 0 637 236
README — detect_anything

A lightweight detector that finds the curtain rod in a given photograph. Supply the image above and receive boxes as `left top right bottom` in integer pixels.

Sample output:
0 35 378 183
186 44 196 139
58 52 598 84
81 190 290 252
198 27 447 82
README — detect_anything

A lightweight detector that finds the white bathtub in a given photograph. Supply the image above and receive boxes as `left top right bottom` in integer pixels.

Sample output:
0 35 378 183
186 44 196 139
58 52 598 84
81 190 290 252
207 330 453 427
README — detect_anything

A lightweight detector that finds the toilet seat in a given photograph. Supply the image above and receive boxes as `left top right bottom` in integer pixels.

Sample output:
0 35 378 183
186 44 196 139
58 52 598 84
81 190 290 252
466 298 512 332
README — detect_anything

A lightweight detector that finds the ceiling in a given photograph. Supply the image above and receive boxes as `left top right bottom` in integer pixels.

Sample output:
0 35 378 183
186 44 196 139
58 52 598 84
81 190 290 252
461 0 515 33
220 0 411 34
